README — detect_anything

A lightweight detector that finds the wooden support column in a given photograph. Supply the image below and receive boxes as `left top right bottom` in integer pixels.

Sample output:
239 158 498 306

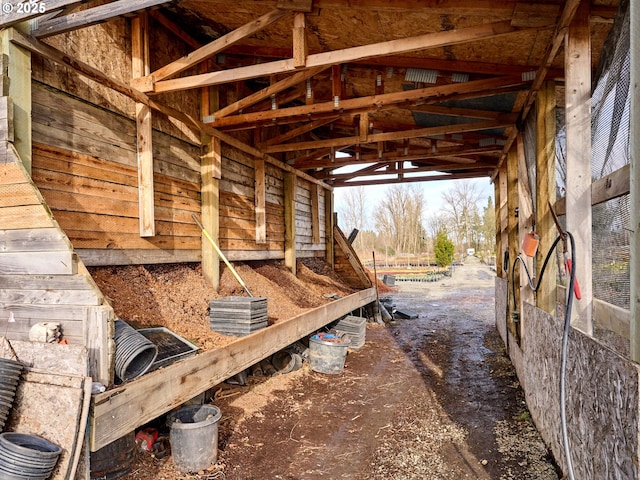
325 189 335 265
132 14 155 237
255 158 267 244
310 183 320 244
506 146 520 338
565 1 592 334
292 12 307 68
536 80 557 313
494 173 503 278
284 172 297 274
0 28 31 171
202 136 222 289
497 165 508 279
516 133 534 310
630 0 640 361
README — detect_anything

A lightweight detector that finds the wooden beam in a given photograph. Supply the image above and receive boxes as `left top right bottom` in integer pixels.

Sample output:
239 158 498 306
255 158 267 244
132 14 155 237
325 189 334 264
564 1 592 334
213 66 326 119
201 136 221 289
535 80 557 313
332 170 489 187
494 168 503 278
141 9 289 85
296 145 500 169
210 76 528 130
8 29 203 136
284 172 297 274
90 288 376 451
32 0 171 38
631 0 640 361
8 29 332 195
310 182 320 244
151 21 528 93
0 0 83 28
493 0 583 179
267 120 510 153
265 117 339 146
506 146 519 339
516 133 534 308
554 164 630 217
327 161 494 183
292 12 307 68
0 29 31 171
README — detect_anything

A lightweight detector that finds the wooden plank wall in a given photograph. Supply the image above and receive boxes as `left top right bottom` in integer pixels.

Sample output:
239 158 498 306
0 139 113 384
219 146 286 260
296 177 326 257
31 82 202 266
31 82 330 266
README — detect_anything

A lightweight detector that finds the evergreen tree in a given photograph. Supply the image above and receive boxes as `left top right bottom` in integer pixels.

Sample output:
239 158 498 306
434 228 455 267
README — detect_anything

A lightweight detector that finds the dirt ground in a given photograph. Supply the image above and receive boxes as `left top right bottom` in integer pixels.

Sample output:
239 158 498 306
122 257 560 480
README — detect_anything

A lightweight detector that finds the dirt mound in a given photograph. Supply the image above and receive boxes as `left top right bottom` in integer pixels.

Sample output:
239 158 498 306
89 259 357 351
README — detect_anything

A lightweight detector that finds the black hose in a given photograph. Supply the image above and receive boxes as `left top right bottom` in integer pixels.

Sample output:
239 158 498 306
509 233 577 480
561 232 577 480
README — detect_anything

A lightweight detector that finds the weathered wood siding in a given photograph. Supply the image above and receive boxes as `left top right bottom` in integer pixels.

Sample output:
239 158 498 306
219 146 286 260
0 147 113 384
31 82 202 266
295 177 326 257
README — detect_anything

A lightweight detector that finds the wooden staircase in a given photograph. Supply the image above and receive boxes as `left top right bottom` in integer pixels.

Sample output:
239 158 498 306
0 96 113 384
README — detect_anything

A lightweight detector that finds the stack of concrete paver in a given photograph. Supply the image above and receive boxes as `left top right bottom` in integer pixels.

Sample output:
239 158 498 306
209 296 268 336
333 315 366 349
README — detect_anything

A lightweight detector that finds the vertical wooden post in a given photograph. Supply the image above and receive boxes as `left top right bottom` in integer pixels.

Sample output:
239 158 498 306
202 136 221 289
325 189 334 266
310 182 320 245
498 165 508 279
255 158 267 244
517 133 534 310
565 1 593 334
630 0 640 361
494 174 503 278
0 28 31 171
507 147 520 337
201 83 221 289
292 12 307 68
284 172 297 274
132 14 155 237
536 80 558 313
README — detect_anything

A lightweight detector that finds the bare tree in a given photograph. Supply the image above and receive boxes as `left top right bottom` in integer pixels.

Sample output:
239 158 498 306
441 180 483 252
374 184 425 265
338 186 368 251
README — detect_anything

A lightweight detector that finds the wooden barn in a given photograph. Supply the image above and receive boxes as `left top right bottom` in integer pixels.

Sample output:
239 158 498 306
0 0 638 478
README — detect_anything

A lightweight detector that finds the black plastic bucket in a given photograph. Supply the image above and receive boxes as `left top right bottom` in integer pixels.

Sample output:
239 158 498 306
167 405 222 473
114 320 158 382
90 431 136 480
0 358 22 432
0 432 61 480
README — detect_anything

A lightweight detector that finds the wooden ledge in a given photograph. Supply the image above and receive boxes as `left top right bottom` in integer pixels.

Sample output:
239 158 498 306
90 287 376 451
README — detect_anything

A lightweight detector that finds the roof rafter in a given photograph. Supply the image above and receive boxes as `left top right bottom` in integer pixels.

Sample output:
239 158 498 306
146 20 533 94
137 8 290 87
333 170 489 187
268 120 510 153
31 0 171 38
293 144 502 169
210 75 530 130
